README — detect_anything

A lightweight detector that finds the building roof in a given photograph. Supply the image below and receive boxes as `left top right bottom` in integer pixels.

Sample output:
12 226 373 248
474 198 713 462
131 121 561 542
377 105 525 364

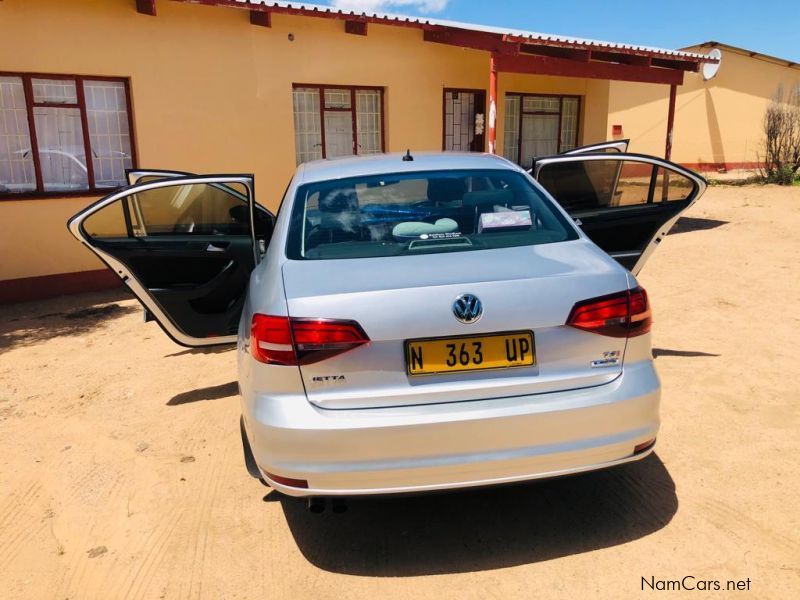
685 41 799 69
185 1 714 62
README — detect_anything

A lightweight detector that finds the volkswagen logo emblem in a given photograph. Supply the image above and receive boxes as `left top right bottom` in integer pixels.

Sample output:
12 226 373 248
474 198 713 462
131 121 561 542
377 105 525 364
453 293 483 324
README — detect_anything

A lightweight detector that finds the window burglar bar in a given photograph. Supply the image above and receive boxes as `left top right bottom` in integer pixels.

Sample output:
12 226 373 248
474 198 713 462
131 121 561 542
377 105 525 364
502 93 580 167
292 84 384 165
0 72 136 199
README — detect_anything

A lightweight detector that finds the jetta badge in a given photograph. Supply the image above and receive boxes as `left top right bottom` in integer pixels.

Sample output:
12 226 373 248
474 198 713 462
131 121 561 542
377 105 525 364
453 293 483 324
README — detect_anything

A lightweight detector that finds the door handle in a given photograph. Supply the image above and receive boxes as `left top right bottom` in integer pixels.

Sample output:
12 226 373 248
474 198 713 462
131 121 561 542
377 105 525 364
206 242 230 252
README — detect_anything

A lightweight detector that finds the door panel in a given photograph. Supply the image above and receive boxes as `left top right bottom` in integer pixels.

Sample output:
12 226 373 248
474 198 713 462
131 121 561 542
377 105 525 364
533 153 706 274
69 175 271 346
324 111 354 158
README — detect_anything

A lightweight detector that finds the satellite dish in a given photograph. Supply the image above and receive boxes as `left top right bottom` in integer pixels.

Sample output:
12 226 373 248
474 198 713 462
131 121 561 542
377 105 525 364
702 48 722 80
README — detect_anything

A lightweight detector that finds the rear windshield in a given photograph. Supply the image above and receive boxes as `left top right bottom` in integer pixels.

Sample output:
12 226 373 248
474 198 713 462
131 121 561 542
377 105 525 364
286 169 578 260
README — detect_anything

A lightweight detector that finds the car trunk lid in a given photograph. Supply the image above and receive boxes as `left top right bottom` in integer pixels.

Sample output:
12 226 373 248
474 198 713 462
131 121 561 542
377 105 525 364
282 240 629 409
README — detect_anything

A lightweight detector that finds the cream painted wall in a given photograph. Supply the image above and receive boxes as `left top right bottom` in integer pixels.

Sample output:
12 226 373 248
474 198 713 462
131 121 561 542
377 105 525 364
0 0 609 281
608 46 800 165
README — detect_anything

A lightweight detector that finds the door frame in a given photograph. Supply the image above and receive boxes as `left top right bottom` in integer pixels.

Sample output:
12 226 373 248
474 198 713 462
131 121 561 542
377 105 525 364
562 139 630 155
505 92 582 165
442 88 487 152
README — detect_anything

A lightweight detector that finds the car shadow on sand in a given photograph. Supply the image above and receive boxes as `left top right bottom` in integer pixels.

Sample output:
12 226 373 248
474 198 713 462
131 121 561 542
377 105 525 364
280 453 677 576
0 289 137 353
653 348 720 358
167 381 239 405
668 217 728 234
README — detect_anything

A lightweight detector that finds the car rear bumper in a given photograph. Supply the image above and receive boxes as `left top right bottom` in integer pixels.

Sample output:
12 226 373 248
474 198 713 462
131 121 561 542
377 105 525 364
241 361 660 497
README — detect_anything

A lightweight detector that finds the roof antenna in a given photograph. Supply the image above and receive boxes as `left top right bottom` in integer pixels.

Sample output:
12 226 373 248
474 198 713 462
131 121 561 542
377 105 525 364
402 149 414 162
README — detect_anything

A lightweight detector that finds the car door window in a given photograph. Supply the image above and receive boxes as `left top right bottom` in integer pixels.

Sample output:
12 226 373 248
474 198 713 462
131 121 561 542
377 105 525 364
533 154 706 274
536 159 696 212
84 182 253 238
653 166 694 202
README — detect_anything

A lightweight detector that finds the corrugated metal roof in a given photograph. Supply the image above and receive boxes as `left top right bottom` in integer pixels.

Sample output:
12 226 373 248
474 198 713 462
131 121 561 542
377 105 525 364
686 41 798 68
203 1 715 62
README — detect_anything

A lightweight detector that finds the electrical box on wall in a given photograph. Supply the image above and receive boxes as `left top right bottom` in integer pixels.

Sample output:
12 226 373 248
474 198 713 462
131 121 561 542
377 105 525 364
612 125 623 136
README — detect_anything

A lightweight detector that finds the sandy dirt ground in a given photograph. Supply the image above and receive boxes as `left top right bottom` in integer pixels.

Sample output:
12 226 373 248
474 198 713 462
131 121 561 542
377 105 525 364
1 185 799 600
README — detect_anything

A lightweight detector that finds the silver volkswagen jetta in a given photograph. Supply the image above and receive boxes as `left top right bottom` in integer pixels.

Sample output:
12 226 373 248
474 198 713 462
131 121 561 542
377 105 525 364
69 148 705 498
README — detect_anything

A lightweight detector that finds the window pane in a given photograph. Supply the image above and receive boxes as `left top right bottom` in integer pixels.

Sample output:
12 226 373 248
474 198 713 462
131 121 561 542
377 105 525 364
522 96 559 112
0 76 36 193
84 80 133 188
292 88 323 165
537 160 654 211
616 162 654 206
288 169 578 260
653 166 694 202
520 114 559 168
33 106 89 192
32 78 78 104
502 95 520 162
82 198 130 238
324 88 351 109
356 89 382 154
560 98 579 151
126 183 249 236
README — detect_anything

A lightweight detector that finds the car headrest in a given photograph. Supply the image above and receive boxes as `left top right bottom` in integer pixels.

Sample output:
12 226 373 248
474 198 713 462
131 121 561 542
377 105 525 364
318 187 358 213
427 178 466 204
462 189 515 208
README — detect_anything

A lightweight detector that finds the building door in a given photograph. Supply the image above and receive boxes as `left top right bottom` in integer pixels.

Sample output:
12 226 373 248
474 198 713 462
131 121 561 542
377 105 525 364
323 111 354 158
443 89 486 152
503 94 580 168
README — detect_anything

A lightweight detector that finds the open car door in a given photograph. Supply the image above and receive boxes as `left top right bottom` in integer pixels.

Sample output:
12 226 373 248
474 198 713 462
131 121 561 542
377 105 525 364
68 175 274 347
532 153 706 275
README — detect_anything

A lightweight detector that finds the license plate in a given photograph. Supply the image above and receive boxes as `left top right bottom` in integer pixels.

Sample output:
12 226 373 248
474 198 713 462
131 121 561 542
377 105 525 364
405 331 535 375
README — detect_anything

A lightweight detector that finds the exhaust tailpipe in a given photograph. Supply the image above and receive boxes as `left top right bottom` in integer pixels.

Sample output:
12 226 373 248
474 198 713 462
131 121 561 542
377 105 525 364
307 497 326 513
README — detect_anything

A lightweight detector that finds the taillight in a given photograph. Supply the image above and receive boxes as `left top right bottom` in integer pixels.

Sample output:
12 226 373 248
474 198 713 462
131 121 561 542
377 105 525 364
566 287 652 338
250 314 369 365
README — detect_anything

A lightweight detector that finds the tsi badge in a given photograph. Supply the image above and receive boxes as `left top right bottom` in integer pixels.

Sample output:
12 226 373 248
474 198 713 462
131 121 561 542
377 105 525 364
591 350 620 368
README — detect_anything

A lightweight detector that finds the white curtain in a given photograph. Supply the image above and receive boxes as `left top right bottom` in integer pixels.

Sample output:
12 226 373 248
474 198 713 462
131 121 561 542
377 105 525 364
0 76 36 192
520 114 559 169
292 88 323 165
84 80 133 188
